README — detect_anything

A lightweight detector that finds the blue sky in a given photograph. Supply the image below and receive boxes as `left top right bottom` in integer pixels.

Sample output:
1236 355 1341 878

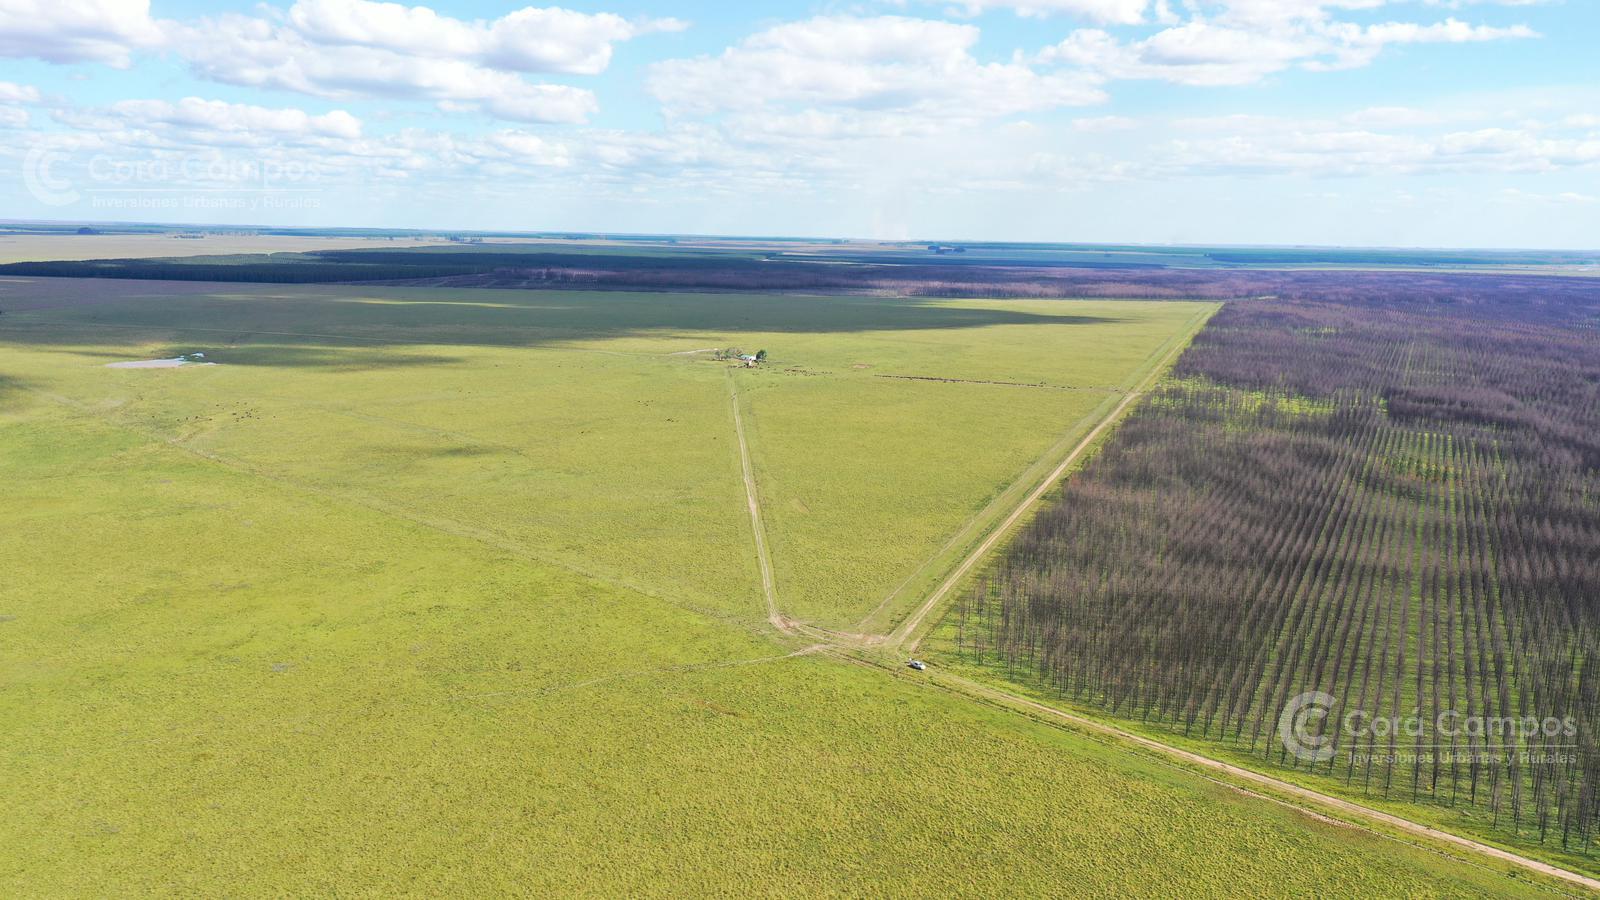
0 0 1595 246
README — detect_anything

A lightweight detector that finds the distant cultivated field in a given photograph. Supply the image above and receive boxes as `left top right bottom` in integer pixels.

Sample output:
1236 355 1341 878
0 276 1555 895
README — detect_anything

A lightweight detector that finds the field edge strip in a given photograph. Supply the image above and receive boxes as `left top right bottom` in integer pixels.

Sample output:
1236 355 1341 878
830 649 1598 896
888 304 1218 651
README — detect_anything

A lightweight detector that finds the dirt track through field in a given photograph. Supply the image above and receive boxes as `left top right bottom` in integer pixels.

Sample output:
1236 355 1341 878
936 667 1600 895
888 307 1210 650
728 371 792 634
726 302 1600 894
888 382 1156 650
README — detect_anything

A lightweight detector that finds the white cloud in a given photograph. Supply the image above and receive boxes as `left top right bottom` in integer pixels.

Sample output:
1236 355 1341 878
169 4 619 124
0 0 674 124
1311 18 1537 69
945 0 1150 24
1042 23 1307 85
1423 0 1553 8
724 109 949 142
1072 114 1138 131
1437 127 1600 168
478 131 571 167
1343 105 1447 127
1165 129 1435 175
0 0 164 66
282 0 683 76
104 97 364 140
0 0 1579 227
1041 13 1537 86
1160 119 1600 176
650 16 1104 119
1496 188 1598 206
0 82 42 104
1208 0 1388 28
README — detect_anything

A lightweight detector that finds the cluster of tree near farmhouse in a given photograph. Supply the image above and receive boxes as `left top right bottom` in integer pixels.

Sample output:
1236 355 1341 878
956 280 1600 849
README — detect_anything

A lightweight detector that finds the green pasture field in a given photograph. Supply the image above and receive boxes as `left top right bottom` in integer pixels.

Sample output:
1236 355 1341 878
0 408 1553 897
0 280 1208 628
0 277 1553 894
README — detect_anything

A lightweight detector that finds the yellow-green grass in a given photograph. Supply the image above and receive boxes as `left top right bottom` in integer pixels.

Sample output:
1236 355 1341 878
0 279 1210 628
0 407 1550 895
740 375 1111 627
5 278 1545 894
924 622 1600 886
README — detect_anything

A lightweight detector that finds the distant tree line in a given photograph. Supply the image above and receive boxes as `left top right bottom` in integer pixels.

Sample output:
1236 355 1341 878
9 249 1600 306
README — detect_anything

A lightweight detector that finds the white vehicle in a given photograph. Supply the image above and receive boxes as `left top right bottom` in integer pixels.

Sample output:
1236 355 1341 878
907 659 927 671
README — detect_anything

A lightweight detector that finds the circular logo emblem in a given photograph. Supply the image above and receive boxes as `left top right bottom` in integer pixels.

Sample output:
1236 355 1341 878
1279 691 1338 762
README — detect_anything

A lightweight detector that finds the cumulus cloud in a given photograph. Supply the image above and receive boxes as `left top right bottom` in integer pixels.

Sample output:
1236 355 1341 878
0 0 165 67
280 0 683 76
42 97 366 168
1342 105 1449 128
104 97 364 140
1496 188 1598 206
1044 23 1308 85
0 81 42 104
0 0 673 124
944 0 1151 23
173 26 600 125
649 16 1104 120
1161 120 1600 176
1041 13 1537 85
1072 114 1138 131
0 0 1575 217
164 0 671 124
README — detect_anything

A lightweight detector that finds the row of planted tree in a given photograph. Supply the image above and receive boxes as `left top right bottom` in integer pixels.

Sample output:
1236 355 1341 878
954 285 1600 849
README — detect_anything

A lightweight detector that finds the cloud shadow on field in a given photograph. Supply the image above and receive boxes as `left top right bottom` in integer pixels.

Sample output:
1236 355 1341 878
0 277 1130 369
0 373 28 403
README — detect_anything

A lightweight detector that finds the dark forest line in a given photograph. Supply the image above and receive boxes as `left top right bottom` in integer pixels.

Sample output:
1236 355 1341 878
5 249 1600 303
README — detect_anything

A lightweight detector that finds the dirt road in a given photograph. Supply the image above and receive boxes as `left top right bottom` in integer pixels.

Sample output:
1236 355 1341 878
728 371 793 634
725 309 1600 893
938 668 1600 894
887 381 1157 650
889 308 1211 651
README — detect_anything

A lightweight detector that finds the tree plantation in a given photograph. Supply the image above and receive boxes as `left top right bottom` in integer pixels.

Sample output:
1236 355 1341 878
953 279 1600 852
